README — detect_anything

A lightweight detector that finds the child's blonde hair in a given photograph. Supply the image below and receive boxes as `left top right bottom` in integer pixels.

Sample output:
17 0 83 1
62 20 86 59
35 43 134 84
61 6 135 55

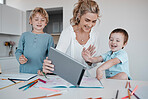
29 7 49 24
70 0 100 25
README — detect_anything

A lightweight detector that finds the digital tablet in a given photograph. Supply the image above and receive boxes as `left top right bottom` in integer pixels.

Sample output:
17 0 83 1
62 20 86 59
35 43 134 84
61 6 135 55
48 47 86 86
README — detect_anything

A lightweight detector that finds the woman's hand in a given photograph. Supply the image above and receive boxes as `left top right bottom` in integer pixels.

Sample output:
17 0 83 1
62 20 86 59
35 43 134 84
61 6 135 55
19 55 28 64
96 68 103 80
42 57 54 74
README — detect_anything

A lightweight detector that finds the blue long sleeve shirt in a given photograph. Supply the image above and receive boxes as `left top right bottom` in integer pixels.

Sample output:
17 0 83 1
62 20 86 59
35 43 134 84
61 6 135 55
15 32 54 74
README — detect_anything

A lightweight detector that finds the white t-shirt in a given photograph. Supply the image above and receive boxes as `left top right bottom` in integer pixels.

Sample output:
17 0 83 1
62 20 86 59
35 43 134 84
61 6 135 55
56 25 100 76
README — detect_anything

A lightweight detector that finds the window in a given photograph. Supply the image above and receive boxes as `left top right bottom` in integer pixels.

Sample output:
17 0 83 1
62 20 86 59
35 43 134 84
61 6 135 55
0 0 5 4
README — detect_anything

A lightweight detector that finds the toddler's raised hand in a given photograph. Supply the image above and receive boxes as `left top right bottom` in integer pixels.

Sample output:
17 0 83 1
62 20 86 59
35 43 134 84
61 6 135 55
82 45 96 62
19 55 28 64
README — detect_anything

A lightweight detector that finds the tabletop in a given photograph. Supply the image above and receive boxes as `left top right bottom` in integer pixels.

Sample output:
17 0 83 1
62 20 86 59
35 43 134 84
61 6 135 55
0 74 148 99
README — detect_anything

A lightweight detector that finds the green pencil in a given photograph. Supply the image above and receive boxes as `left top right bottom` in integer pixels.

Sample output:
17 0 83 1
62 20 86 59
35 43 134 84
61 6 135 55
42 71 47 78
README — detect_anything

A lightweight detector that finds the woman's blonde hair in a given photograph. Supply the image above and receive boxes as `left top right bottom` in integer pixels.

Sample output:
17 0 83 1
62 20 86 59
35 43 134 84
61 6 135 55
70 0 100 25
29 7 49 24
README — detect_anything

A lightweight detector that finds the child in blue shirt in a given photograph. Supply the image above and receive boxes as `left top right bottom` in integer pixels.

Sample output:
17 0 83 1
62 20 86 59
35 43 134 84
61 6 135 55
82 28 131 80
15 7 54 74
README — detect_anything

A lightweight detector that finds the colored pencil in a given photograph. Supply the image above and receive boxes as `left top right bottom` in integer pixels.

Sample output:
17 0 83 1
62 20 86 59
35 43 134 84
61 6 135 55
39 87 60 92
131 85 138 95
19 82 34 89
23 82 35 91
8 78 16 84
29 81 38 88
129 89 140 99
38 78 46 83
115 90 119 99
0 81 22 90
128 89 131 99
41 71 47 78
28 79 38 85
125 81 128 88
28 93 62 99
129 82 131 88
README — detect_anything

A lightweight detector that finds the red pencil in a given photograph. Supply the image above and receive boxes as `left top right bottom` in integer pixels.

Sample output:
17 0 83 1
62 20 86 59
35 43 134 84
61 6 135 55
38 78 46 83
29 81 38 88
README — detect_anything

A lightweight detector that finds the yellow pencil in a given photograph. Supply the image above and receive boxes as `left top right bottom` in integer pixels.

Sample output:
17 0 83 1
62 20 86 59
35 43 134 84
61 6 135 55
0 81 22 90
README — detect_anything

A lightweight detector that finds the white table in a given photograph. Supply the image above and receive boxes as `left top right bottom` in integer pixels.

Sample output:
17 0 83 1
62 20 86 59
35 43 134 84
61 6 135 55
0 74 148 99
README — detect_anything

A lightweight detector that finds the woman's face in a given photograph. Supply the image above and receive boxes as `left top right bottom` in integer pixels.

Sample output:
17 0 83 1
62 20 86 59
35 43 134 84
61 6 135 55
79 12 98 33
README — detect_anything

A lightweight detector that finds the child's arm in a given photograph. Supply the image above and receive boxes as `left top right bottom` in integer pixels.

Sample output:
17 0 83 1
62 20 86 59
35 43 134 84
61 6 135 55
96 58 121 80
15 34 26 63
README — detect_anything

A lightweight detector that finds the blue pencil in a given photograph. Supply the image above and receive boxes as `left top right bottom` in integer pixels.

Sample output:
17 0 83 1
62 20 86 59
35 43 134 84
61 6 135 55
23 82 35 91
19 83 33 89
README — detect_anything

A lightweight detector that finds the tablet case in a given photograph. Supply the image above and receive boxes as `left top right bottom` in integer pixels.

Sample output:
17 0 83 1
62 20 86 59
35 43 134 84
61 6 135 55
48 47 86 86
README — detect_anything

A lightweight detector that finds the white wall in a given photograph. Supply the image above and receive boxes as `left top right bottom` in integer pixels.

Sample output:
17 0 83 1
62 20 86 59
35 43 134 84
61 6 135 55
6 0 148 81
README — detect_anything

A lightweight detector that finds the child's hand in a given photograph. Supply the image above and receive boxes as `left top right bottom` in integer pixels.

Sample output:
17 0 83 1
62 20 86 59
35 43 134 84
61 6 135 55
96 68 103 80
37 70 44 76
82 45 96 62
19 55 28 64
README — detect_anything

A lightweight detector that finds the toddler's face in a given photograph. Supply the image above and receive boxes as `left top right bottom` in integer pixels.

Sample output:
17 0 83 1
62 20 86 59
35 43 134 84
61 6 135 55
79 12 98 33
30 13 47 32
109 33 126 52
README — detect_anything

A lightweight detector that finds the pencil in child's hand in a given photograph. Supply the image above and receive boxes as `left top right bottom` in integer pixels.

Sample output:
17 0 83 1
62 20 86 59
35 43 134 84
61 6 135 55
42 71 47 78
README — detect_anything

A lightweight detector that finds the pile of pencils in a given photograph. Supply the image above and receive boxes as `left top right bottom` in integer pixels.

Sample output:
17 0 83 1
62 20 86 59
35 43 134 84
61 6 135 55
19 78 46 91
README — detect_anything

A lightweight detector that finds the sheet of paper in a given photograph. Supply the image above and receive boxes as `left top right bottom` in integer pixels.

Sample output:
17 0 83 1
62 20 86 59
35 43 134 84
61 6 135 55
35 76 70 88
0 73 37 81
35 76 103 88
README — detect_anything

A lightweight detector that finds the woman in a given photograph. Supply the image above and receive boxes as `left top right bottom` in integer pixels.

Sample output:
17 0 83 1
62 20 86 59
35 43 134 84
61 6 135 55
41 0 100 76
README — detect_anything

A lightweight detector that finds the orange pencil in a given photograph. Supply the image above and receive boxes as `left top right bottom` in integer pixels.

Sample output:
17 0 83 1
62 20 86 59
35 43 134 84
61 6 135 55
1 79 8 80
129 82 131 88
28 79 38 85
29 81 38 88
125 81 128 88
128 89 131 99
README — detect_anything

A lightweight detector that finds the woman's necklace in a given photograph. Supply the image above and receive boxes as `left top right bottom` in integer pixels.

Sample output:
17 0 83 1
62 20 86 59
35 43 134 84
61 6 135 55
81 39 84 42
74 25 90 44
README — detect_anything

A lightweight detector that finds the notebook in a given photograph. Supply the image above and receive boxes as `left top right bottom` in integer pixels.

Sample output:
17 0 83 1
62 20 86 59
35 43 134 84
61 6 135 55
0 73 37 81
34 75 103 88
48 47 86 87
